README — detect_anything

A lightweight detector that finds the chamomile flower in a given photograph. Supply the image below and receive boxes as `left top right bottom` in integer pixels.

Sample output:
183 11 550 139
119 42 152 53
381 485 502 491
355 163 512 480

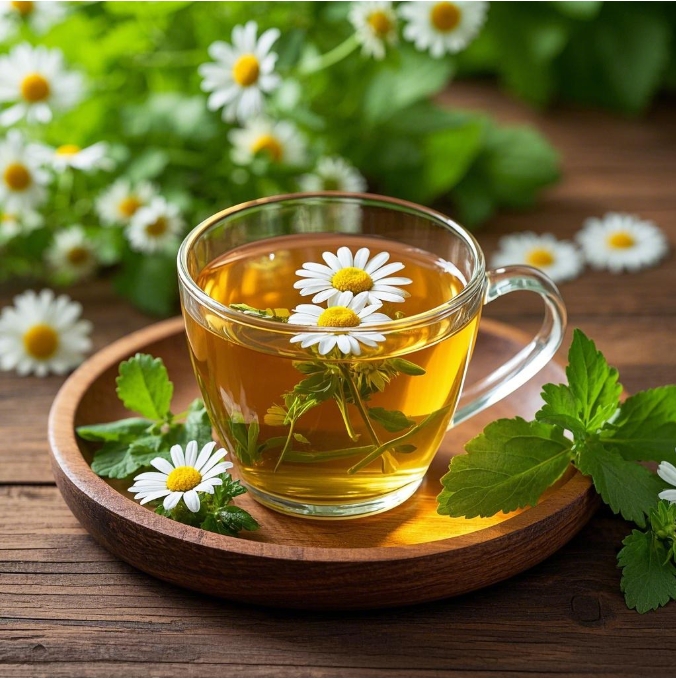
490 232 584 284
0 129 50 213
399 1 488 57
289 290 392 357
0 43 83 126
294 246 412 306
128 441 233 513
126 196 184 254
198 20 281 124
0 289 92 377
229 117 307 167
51 142 113 173
349 1 398 60
657 461 676 504
0 209 41 242
96 179 157 226
0 1 67 35
576 213 669 273
46 226 97 282
298 156 367 193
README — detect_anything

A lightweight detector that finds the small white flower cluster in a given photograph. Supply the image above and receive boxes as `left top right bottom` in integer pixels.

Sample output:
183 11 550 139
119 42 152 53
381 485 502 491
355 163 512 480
490 213 669 284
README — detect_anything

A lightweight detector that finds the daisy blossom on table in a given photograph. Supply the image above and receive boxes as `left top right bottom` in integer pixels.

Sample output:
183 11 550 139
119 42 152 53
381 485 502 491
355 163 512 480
128 441 233 513
399 1 488 57
126 196 184 254
0 289 92 377
45 225 97 282
198 20 281 124
490 232 584 284
576 212 669 273
288 290 393 357
51 142 113 173
0 129 50 213
0 1 67 35
96 179 158 227
0 208 42 242
298 156 367 193
0 43 83 126
229 117 307 167
294 246 412 306
657 461 676 504
349 1 398 60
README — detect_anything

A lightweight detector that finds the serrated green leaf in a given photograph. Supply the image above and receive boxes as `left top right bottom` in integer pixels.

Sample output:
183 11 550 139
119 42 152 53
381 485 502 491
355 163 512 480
367 407 415 433
618 529 676 613
437 418 573 518
76 418 153 442
116 354 173 421
90 441 158 479
536 383 588 438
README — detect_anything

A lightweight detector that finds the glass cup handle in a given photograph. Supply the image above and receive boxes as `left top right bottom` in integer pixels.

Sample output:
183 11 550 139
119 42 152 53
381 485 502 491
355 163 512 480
451 265 567 427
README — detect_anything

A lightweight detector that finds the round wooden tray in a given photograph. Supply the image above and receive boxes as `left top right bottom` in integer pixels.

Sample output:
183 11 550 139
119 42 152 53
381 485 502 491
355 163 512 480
48 317 598 610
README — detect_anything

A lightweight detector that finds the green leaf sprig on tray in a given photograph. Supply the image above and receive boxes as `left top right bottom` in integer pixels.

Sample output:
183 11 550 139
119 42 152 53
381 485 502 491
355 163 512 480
76 352 259 538
437 329 676 613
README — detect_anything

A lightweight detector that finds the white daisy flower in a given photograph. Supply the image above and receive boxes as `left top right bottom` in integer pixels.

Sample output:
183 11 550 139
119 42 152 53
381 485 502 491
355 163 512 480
298 156 367 193
349 1 398 60
576 212 669 273
294 246 412 306
198 20 281 124
0 1 68 35
126 196 184 254
399 1 488 57
289 290 392 357
96 179 157 227
0 129 50 213
0 43 83 126
46 226 97 282
0 208 42 242
128 441 233 513
51 142 113 173
229 117 307 167
658 461 676 504
0 288 92 377
490 232 584 284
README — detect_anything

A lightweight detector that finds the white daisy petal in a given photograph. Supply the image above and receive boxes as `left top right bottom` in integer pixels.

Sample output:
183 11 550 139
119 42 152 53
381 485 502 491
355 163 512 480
658 490 676 504
183 490 201 513
194 441 218 472
126 196 184 254
349 1 399 60
137 490 172 505
657 461 676 488
170 444 185 468
184 440 199 467
163 492 182 511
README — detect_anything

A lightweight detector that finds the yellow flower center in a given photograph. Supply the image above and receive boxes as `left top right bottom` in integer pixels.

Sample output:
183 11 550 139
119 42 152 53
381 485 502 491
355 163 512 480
166 466 202 492
525 248 555 267
607 231 635 249
66 246 91 266
430 2 462 32
3 162 32 191
317 306 361 328
367 10 393 37
23 323 59 360
232 54 260 87
11 1 34 17
331 266 374 294
145 216 168 237
56 144 81 157
20 72 50 103
251 134 283 162
118 196 142 218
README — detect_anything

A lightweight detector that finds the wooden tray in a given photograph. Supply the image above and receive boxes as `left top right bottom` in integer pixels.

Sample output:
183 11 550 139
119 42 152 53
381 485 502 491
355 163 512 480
48 317 598 610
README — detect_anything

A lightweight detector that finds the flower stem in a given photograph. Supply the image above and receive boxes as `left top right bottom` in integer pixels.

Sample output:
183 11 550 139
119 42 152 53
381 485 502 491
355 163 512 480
336 379 360 442
298 34 360 76
274 419 296 472
340 364 382 448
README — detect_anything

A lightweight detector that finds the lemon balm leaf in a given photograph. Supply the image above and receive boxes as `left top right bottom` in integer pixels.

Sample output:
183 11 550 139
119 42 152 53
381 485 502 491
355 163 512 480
76 417 153 442
116 353 174 421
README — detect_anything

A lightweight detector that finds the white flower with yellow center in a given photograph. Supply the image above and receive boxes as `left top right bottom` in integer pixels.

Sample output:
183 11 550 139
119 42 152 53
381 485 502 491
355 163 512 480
576 213 669 273
657 461 676 504
298 156 367 193
349 1 398 60
126 196 184 254
0 129 50 213
399 1 488 57
46 226 97 282
490 232 584 284
289 291 392 356
128 441 233 513
96 179 157 227
294 246 412 306
0 209 41 242
51 142 112 173
229 117 307 167
198 20 281 124
0 43 83 126
0 288 92 377
0 1 67 36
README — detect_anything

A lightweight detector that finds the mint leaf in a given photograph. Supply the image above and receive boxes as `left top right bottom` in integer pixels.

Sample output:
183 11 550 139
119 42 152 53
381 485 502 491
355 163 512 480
368 407 415 433
91 441 158 479
437 418 573 518
576 441 665 527
618 530 676 613
536 383 587 438
203 506 260 537
77 417 153 442
116 353 173 421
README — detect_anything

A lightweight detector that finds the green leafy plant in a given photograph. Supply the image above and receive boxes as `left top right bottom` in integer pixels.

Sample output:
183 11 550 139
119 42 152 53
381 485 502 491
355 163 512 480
438 329 676 612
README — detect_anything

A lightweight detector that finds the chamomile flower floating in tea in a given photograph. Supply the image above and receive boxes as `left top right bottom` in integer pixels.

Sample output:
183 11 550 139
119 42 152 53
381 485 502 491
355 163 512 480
0 130 49 213
349 1 399 60
45 225 97 282
229 117 307 167
128 441 233 513
0 43 82 126
490 232 584 283
126 196 184 254
199 20 281 124
298 156 367 193
399 1 488 57
51 142 112 173
294 246 412 305
576 212 669 273
0 289 92 377
96 179 157 226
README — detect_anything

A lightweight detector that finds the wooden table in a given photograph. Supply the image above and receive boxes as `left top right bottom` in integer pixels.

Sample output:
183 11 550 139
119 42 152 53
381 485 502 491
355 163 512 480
2 84 675 677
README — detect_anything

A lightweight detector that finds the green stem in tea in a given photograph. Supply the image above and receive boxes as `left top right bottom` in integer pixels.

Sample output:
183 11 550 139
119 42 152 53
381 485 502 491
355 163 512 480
335 379 359 442
340 364 382 448
274 420 297 472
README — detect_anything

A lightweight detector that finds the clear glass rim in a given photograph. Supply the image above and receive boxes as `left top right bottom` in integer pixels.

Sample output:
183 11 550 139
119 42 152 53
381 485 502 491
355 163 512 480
177 191 486 334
